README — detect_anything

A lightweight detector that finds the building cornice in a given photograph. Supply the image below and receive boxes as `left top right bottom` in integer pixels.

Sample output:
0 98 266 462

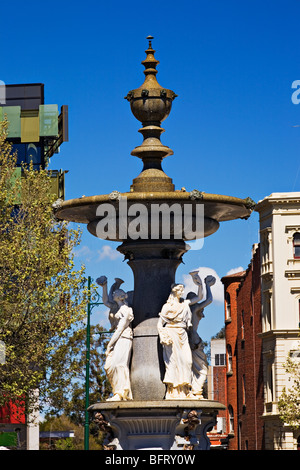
255 192 300 213
258 329 300 339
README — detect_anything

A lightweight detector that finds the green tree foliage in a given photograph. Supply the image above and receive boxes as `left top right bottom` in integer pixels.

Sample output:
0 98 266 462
40 414 103 450
44 323 112 424
0 119 88 414
278 355 300 429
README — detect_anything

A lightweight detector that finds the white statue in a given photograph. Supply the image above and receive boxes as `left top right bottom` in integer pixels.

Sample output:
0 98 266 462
157 272 203 400
187 274 216 399
96 276 134 401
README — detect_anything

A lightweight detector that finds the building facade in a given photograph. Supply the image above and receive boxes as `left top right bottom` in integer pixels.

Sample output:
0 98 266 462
218 192 300 450
221 271 246 449
207 338 229 449
221 248 264 450
256 192 300 450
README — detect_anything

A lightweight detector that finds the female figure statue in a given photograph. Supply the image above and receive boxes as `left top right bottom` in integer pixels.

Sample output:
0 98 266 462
96 276 134 401
187 274 216 399
157 272 203 399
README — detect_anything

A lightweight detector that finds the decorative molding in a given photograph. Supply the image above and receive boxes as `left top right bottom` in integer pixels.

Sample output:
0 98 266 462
290 287 300 294
285 225 300 234
285 270 300 279
286 258 300 268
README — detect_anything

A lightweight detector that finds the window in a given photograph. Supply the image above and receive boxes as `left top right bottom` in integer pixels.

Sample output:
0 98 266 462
242 374 246 407
263 291 272 331
241 310 245 340
228 405 234 433
266 362 274 403
227 344 232 372
12 143 42 170
225 292 231 319
293 233 300 259
215 353 226 366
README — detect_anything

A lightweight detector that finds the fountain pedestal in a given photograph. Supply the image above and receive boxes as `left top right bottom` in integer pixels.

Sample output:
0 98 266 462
90 400 225 450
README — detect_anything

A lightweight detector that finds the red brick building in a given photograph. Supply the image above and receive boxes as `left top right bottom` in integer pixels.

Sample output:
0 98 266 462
221 245 264 450
207 338 229 449
222 270 246 449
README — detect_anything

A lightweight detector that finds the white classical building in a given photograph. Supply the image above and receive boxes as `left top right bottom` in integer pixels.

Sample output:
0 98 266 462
256 192 300 450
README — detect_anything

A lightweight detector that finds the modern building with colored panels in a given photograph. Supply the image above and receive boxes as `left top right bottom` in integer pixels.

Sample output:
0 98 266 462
0 83 68 200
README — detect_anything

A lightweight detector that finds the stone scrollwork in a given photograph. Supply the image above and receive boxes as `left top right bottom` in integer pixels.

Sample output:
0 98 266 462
173 410 201 450
52 198 63 212
244 196 256 210
93 412 120 450
108 190 121 200
189 189 204 200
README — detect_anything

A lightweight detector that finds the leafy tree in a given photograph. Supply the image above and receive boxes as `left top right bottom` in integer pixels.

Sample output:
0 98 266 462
278 354 300 429
0 119 88 415
43 323 112 424
40 414 103 450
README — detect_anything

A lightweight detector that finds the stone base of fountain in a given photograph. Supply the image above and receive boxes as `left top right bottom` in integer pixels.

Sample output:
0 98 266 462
89 400 225 450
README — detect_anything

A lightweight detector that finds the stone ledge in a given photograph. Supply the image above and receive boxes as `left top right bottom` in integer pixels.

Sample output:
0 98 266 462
88 399 226 412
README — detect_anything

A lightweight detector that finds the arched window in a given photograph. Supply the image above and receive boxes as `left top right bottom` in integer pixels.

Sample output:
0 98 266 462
225 292 231 319
241 310 245 340
227 344 232 372
228 405 234 433
293 233 300 259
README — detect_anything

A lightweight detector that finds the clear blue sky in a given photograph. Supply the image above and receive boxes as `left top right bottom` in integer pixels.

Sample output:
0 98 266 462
1 0 300 341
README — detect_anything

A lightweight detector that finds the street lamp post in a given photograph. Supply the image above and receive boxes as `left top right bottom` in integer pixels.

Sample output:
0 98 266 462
84 275 106 451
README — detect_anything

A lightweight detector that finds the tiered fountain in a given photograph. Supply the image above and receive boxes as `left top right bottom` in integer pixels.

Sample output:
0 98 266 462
55 36 254 450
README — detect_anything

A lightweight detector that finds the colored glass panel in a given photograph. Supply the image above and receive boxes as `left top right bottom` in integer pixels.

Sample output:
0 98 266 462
0 106 21 137
39 104 58 136
21 115 39 143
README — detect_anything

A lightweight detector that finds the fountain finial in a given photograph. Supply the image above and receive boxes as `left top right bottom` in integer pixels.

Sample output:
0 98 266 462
141 35 160 82
124 37 177 192
147 35 153 47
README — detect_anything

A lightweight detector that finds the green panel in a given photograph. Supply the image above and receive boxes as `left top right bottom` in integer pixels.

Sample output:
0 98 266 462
0 107 3 121
39 104 58 136
1 106 21 138
49 170 65 199
0 432 18 447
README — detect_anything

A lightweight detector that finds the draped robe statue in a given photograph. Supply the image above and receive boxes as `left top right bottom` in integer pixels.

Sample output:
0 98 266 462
157 272 203 400
96 276 134 401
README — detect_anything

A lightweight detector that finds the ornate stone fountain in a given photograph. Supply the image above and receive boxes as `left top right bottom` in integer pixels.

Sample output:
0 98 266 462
54 36 254 450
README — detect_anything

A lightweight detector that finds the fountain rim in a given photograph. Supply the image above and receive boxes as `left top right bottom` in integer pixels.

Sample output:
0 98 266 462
55 191 253 211
88 398 226 412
